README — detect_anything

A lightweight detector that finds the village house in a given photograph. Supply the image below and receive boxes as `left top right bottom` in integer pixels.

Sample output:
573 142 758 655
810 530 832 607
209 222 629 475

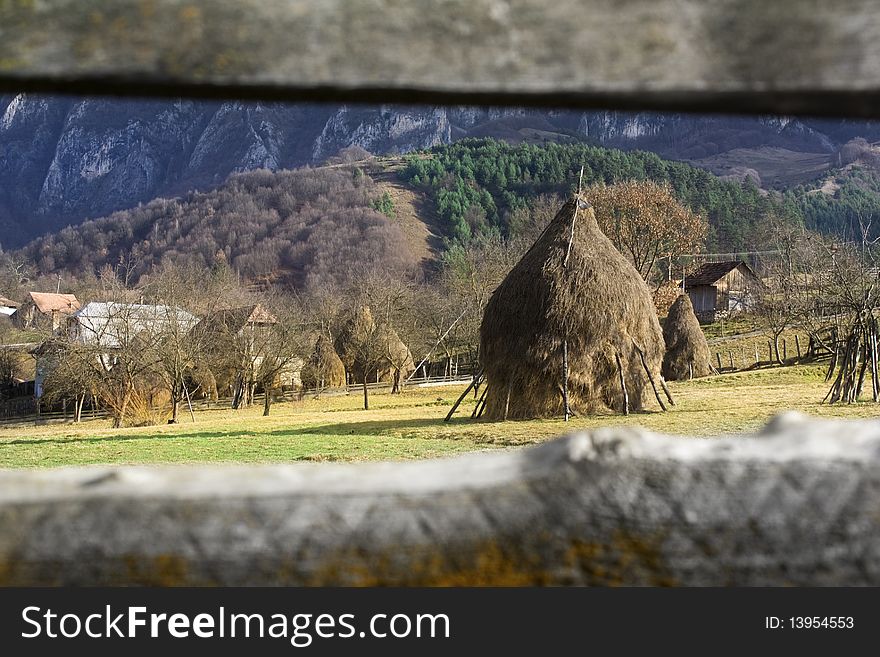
34 301 199 400
12 292 81 332
684 260 764 323
69 301 198 348
196 304 302 400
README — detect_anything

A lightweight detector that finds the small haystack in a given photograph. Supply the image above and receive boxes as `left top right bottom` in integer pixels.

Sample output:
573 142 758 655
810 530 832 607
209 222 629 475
376 323 416 392
334 306 415 389
662 294 714 380
334 305 376 383
302 334 347 389
479 195 671 419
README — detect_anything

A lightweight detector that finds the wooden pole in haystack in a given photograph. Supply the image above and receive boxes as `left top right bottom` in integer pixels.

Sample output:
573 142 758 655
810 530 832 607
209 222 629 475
472 385 489 418
562 340 571 421
616 352 629 415
559 165 584 422
633 339 667 411
444 370 483 421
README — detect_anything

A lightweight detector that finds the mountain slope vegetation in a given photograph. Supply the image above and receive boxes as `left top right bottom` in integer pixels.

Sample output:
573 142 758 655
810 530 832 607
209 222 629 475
10 139 880 292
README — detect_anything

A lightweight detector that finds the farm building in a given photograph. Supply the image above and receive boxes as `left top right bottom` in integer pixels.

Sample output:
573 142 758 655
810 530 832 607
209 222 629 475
0 295 18 317
683 261 763 323
70 301 198 347
12 292 81 332
196 304 302 398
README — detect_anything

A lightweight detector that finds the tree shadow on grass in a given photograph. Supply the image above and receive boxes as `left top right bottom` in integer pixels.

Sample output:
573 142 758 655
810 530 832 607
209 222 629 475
0 417 456 449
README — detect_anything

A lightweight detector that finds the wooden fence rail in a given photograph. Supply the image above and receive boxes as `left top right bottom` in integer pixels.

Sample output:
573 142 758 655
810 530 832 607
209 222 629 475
3 1 880 117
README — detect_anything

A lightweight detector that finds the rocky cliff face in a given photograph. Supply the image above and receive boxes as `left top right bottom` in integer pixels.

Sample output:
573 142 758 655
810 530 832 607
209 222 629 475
1 94 876 248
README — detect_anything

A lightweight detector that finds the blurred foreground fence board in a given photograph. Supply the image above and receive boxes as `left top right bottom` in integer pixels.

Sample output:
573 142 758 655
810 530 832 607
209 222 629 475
1 412 879 586
2 0 880 116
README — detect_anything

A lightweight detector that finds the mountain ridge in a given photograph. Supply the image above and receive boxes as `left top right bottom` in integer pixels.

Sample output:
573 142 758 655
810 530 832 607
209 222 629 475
4 96 880 248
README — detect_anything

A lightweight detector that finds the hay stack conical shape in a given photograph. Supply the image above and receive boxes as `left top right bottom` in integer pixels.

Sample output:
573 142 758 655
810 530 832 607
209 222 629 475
376 323 416 383
662 294 714 380
479 196 666 419
303 334 347 388
334 305 376 383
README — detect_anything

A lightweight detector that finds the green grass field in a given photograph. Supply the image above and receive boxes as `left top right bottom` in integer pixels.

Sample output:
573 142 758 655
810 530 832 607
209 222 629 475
1 364 879 469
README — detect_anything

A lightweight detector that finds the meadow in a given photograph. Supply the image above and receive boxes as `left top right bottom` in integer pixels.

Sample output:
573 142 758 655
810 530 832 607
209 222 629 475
1 364 878 469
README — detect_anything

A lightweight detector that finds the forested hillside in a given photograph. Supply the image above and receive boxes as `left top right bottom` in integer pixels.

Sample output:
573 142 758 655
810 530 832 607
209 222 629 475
14 167 420 291
402 139 876 251
10 138 880 292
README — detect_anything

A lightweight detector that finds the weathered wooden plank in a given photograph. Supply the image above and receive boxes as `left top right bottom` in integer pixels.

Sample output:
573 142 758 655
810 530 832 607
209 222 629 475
1 1 880 115
1 412 880 586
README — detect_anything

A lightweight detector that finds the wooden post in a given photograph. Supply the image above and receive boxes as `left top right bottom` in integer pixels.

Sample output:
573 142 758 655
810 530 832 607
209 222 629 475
562 340 570 421
472 385 489 418
871 322 880 402
632 340 667 411
795 335 801 359
768 341 773 363
716 352 723 370
728 351 734 370
182 381 196 422
754 343 759 366
444 371 481 422
659 376 675 406
503 382 512 421
615 353 629 415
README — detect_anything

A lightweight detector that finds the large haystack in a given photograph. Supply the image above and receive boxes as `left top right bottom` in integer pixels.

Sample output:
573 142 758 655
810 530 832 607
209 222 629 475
479 195 669 419
662 294 714 381
302 334 347 389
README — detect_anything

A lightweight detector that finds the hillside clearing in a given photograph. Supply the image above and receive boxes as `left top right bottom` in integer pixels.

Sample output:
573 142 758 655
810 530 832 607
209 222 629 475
1 365 877 469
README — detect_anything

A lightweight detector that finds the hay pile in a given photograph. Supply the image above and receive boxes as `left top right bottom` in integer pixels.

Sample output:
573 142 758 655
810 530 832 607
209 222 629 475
334 305 376 383
661 294 714 380
302 334 346 389
479 195 669 419
376 323 415 391
334 305 414 388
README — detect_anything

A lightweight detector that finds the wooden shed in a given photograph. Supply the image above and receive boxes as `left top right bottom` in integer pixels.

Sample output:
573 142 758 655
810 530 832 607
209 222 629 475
683 261 763 324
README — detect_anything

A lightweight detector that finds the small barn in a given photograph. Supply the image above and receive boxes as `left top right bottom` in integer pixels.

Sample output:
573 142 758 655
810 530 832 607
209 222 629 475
684 261 763 323
12 292 81 332
0 295 19 317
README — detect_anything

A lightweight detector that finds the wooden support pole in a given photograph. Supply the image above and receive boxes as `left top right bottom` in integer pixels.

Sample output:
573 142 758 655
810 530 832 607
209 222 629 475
615 353 629 415
783 339 787 362
472 385 488 419
768 341 773 363
182 381 196 423
871 322 880 402
728 351 734 370
716 352 723 370
503 382 512 421
562 339 571 421
632 340 667 412
795 334 802 359
444 371 482 422
659 376 676 406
